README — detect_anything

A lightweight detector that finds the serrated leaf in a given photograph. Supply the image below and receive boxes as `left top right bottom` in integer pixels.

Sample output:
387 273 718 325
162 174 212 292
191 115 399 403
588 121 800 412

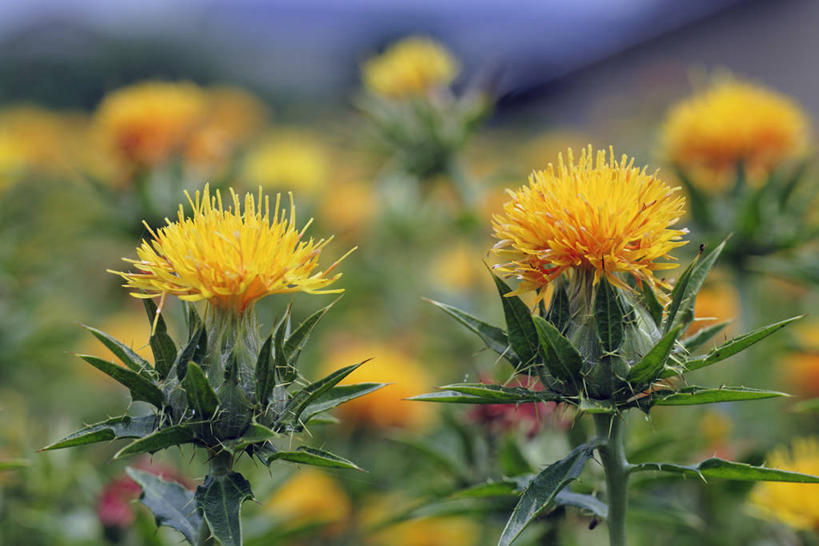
143 299 177 379
176 327 206 382
668 240 727 332
627 326 682 384
533 316 584 382
195 471 254 546
640 282 664 327
183 362 218 419
300 383 387 423
649 386 788 406
40 415 157 451
114 425 195 458
681 322 730 353
266 446 363 471
440 383 560 403
274 361 368 429
631 457 819 482
126 467 202 544
594 277 624 353
79 355 164 408
426 298 516 365
255 335 274 407
498 441 600 546
283 299 338 368
663 315 803 378
546 282 570 333
83 325 154 378
492 273 539 370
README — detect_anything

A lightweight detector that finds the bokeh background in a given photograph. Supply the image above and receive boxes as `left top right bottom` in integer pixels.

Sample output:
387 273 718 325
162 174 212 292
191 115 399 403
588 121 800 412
1 0 818 544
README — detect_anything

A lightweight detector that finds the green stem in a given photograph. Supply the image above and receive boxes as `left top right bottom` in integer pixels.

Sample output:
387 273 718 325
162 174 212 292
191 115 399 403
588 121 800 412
196 450 234 546
594 414 629 546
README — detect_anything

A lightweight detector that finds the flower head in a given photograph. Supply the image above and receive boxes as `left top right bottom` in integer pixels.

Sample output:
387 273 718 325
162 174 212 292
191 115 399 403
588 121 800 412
362 37 458 99
750 438 819 531
662 78 810 185
95 81 207 168
112 185 352 314
492 146 687 296
241 129 328 195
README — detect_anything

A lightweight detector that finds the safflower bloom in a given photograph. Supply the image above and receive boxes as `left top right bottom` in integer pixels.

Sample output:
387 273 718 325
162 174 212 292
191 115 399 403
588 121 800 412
95 81 207 168
662 78 810 186
112 185 352 314
492 146 687 297
750 438 819 531
362 37 458 99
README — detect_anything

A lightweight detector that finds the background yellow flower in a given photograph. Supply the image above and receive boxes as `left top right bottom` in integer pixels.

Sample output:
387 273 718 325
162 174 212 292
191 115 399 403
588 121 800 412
362 37 458 99
263 469 351 534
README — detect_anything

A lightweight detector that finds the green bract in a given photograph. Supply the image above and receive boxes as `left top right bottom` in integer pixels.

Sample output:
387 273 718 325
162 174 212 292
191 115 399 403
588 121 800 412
416 240 817 546
42 298 384 546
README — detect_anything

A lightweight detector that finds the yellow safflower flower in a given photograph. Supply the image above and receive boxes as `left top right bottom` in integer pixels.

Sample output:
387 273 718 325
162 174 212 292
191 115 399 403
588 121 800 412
492 146 687 297
264 469 351 534
750 438 819 531
362 496 479 546
320 340 434 429
362 37 458 99
95 81 207 168
242 130 328 195
662 78 810 189
111 185 352 314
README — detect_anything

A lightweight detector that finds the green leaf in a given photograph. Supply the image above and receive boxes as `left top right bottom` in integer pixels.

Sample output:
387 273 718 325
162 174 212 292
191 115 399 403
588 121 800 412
300 383 387 423
78 355 164 408
223 423 278 453
545 282 570 333
681 322 729 353
114 425 195 458
182 362 219 419
407 391 495 404
283 299 338 368
649 386 788 406
578 397 616 414
143 299 177 380
627 326 682 384
640 282 664 327
553 491 608 520
631 457 819 483
425 298 516 365
274 361 368 429
498 441 600 546
266 446 363 471
663 255 698 334
255 334 275 406
126 467 202 544
273 309 294 384
441 383 559 403
176 327 207 382
195 471 254 546
40 415 157 451
533 316 584 382
664 315 803 378
667 240 726 333
493 273 539 370
594 277 624 353
82 325 154 378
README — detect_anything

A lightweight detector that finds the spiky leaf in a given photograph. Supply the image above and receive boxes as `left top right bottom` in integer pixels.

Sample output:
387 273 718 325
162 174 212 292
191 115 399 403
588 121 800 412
594 277 624 353
183 362 219 419
546 282 570 333
681 322 729 353
667 240 726 332
283 299 338 368
114 425 195 458
499 441 601 546
266 446 363 471
143 299 177 379
631 458 819 482
195 472 254 546
426 298 516 365
126 467 202 544
300 383 387 423
627 326 682 384
440 383 560 403
254 334 275 406
82 325 154 378
176 327 207 382
39 415 157 451
648 386 788 406
640 282 664 327
533 316 584 382
493 273 539 370
78 355 164 408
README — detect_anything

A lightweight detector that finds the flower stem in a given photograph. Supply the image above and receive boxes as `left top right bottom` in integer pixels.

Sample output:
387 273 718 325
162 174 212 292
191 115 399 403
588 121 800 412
594 413 629 546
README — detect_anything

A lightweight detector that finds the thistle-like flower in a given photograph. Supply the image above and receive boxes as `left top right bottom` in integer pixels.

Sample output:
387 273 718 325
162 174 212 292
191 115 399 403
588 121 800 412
362 37 458 100
492 146 687 297
112 184 352 315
